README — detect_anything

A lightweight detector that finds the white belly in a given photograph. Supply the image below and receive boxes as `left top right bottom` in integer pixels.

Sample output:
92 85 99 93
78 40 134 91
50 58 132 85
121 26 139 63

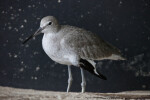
42 34 72 65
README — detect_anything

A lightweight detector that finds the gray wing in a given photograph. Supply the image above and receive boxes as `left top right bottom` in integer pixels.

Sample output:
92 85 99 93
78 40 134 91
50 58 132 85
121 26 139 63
60 27 121 60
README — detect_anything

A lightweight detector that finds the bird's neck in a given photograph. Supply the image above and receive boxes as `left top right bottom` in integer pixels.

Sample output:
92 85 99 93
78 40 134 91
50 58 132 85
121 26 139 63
42 30 61 44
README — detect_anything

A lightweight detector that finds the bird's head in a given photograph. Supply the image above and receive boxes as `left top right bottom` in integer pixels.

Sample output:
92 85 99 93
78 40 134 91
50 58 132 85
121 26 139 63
22 16 60 44
40 16 60 33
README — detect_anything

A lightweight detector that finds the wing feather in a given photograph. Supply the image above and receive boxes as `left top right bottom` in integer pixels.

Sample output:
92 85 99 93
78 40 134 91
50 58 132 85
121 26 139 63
60 26 121 60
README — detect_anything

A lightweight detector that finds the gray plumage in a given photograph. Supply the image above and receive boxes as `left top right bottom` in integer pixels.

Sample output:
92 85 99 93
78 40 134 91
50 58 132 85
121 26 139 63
60 25 122 60
23 16 125 93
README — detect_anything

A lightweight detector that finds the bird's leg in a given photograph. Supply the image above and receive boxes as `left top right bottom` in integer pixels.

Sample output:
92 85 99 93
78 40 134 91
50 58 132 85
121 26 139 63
80 68 86 93
67 65 73 93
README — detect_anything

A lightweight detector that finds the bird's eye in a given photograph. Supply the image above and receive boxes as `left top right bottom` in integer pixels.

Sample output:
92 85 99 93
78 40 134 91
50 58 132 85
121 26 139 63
48 22 52 25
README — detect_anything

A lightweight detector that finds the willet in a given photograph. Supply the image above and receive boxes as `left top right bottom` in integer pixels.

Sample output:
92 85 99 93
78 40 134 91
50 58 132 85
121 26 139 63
23 16 125 93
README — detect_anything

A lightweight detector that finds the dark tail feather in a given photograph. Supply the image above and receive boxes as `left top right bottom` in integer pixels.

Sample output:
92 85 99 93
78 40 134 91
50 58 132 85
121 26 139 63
79 59 107 80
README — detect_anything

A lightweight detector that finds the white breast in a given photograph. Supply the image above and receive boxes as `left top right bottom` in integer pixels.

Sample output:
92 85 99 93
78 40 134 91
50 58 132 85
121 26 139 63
42 33 59 57
42 33 72 65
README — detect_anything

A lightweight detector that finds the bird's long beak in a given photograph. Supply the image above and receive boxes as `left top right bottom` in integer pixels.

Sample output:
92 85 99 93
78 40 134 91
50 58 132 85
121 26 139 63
22 27 43 44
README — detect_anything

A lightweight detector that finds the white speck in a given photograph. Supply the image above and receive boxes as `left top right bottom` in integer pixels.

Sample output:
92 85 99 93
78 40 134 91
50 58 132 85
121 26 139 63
124 48 128 51
36 66 40 71
2 71 7 75
81 15 84 18
31 76 34 79
2 11 5 14
37 17 40 20
21 61 24 64
33 51 39 55
33 37 36 40
78 0 81 3
87 11 90 14
34 77 37 80
116 38 119 41
119 1 123 5
14 54 18 58
20 25 24 28
10 16 15 20
58 0 61 3
135 72 139 77
25 44 29 48
8 26 12 30
10 6 13 9
24 65 27 68
18 9 22 11
28 5 31 8
98 23 102 27
24 19 27 23
31 76 38 80
8 53 12 57
32 5 35 8
44 4 47 8
14 28 18 32
62 69 66 72
8 22 11 25
142 85 146 89
19 38 23 42
19 68 24 72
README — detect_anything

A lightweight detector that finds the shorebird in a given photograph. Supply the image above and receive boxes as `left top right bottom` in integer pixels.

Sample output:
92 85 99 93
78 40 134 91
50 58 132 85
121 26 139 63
23 16 125 93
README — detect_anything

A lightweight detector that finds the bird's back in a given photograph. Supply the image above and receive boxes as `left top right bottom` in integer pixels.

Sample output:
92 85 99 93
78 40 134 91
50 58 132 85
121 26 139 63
60 25 124 61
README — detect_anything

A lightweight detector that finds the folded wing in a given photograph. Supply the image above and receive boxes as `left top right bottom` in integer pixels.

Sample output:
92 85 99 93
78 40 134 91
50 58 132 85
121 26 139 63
60 27 123 60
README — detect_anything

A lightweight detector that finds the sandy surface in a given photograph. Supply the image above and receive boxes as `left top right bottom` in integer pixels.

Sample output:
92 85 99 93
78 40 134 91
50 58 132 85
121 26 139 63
0 86 150 100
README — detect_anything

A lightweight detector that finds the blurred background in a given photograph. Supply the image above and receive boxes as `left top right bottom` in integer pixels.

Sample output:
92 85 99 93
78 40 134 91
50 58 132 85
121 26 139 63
0 0 150 92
